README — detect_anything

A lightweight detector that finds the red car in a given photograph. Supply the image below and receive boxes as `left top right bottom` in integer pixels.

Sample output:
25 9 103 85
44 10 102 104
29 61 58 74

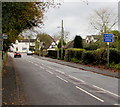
14 52 22 58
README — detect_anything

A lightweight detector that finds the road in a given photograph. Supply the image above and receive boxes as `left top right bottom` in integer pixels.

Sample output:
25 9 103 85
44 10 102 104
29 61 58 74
9 52 119 105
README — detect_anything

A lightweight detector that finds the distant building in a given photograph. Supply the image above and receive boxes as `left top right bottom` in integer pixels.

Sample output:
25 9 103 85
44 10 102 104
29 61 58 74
64 41 74 49
10 39 36 52
85 35 102 44
47 39 59 50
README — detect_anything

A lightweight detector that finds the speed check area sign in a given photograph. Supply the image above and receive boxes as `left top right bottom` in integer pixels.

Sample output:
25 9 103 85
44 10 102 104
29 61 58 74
103 34 114 42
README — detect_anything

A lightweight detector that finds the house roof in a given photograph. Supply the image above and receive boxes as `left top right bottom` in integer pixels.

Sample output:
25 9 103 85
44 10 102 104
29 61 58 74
18 39 36 42
85 36 92 39
64 41 74 49
92 35 102 39
85 35 102 40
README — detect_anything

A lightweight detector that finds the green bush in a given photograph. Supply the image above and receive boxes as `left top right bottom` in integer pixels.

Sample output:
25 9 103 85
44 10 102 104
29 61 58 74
91 48 120 65
81 51 95 64
64 48 85 61
115 63 120 70
47 49 65 59
94 48 107 64
71 58 80 63
109 48 120 64
47 50 57 58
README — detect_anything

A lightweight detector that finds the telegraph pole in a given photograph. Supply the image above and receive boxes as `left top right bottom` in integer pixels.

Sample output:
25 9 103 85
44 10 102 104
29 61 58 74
61 20 64 59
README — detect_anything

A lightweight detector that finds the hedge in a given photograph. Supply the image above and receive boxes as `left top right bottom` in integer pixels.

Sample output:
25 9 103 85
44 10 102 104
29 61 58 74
47 48 120 65
93 48 107 64
64 48 85 61
47 49 65 59
81 51 95 64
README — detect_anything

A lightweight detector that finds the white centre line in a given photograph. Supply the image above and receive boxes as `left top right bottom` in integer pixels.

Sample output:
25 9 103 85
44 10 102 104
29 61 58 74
55 70 65 74
75 86 104 102
46 70 53 74
47 66 54 70
39 66 45 69
69 75 85 83
56 75 68 83
34 64 38 66
93 85 120 98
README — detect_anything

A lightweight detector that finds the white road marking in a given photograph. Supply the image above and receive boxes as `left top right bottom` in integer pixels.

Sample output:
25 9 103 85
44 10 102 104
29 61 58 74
93 85 120 98
56 75 68 83
55 70 65 74
75 86 104 102
39 66 45 69
34 64 38 66
89 90 106 93
47 66 54 70
46 70 53 74
68 75 85 83
114 104 120 106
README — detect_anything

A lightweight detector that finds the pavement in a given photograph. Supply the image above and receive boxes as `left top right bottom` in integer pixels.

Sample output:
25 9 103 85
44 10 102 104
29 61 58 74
33 55 120 79
2 56 26 105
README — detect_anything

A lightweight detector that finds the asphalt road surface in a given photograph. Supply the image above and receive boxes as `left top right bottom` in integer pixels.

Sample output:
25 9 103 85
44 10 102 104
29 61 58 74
9 52 119 105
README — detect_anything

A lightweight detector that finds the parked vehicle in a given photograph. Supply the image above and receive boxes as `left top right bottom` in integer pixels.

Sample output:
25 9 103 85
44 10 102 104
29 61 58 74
27 50 33 55
14 52 22 58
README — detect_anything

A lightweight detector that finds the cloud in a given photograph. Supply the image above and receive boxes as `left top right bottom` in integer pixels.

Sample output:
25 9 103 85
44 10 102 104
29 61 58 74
40 1 118 40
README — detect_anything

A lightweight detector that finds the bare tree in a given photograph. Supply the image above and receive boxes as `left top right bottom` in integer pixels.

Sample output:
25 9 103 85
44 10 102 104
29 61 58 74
89 8 118 34
52 31 70 43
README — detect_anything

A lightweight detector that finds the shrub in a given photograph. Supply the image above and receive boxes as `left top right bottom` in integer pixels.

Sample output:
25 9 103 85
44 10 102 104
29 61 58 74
81 51 95 64
94 48 107 64
47 49 65 59
64 48 85 61
109 48 120 64
47 50 57 58
115 63 120 70
71 58 80 63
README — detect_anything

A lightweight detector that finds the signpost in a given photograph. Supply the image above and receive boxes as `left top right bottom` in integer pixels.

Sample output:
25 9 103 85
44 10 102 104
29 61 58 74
103 34 114 65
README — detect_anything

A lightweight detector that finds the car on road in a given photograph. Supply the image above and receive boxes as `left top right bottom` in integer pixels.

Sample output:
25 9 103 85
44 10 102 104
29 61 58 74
27 50 33 55
14 52 22 58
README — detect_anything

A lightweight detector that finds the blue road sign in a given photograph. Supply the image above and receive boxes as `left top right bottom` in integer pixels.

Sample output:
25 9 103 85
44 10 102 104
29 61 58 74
103 34 114 42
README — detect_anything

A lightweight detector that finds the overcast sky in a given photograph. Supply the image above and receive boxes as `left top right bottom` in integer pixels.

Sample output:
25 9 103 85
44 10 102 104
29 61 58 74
36 0 119 40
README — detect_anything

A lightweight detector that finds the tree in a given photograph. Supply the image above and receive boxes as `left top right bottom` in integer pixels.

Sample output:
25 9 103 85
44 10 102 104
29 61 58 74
57 39 66 48
109 30 120 50
73 35 83 48
2 2 60 51
53 31 70 43
89 8 118 34
36 33 53 49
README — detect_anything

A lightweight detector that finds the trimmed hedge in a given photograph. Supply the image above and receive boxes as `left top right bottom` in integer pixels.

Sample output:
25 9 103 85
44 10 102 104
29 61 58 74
93 48 107 64
46 48 120 66
47 49 65 59
81 51 95 64
47 50 57 58
109 48 120 64
64 48 85 61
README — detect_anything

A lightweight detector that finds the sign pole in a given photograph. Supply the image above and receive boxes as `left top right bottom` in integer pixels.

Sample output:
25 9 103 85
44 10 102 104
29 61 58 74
107 42 110 66
103 34 114 66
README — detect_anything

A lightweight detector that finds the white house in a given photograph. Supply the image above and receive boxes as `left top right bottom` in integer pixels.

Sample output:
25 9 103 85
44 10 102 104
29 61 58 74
47 39 59 50
10 39 36 52
85 35 102 44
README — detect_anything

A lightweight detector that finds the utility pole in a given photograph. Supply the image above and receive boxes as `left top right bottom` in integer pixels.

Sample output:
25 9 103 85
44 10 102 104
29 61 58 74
61 20 64 59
